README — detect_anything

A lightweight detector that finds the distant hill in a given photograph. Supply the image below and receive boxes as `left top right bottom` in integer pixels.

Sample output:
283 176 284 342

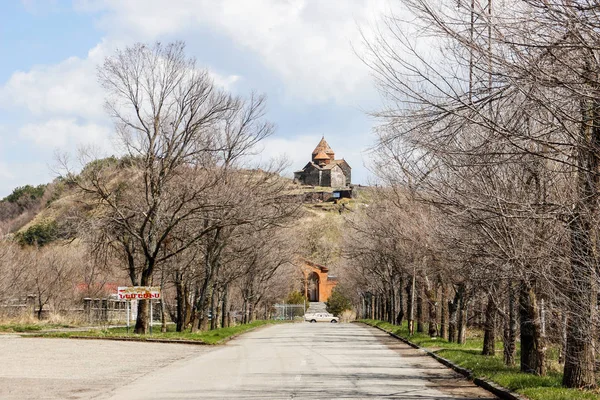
0 156 370 248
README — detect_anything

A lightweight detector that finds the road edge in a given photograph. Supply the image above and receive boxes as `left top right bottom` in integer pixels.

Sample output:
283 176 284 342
358 322 529 400
24 321 294 346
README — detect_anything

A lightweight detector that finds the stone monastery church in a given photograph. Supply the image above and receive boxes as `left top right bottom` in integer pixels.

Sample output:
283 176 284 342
294 137 351 188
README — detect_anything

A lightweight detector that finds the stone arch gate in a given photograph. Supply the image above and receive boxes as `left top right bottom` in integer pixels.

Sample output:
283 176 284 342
301 260 338 303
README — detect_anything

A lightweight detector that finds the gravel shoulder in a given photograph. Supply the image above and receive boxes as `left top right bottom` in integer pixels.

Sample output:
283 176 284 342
0 335 212 399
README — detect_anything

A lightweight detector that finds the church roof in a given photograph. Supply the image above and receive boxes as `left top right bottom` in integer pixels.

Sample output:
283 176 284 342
313 151 330 160
312 137 335 156
322 159 350 170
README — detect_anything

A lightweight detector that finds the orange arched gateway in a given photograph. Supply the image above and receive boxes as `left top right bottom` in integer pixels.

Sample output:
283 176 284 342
301 260 338 303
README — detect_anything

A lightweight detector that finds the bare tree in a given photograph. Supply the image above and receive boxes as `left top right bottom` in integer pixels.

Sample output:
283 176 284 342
69 42 275 333
361 0 600 387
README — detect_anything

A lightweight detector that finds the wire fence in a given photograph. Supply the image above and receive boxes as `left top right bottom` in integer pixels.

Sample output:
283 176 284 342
272 304 306 320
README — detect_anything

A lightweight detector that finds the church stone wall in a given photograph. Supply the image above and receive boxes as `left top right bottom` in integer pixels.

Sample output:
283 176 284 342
320 170 331 187
304 167 321 186
330 166 346 188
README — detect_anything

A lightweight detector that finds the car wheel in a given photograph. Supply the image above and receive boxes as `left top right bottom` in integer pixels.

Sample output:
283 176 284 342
331 320 338 323
310 319 316 323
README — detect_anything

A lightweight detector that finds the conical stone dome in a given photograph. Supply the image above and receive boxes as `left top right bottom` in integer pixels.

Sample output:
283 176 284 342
312 137 335 159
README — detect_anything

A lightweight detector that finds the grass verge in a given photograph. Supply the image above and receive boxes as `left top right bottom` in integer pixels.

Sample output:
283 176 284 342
0 323 74 333
31 320 286 345
359 319 600 400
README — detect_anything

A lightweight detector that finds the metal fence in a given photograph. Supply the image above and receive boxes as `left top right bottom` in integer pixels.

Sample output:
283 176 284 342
272 304 306 320
0 295 36 318
0 295 144 323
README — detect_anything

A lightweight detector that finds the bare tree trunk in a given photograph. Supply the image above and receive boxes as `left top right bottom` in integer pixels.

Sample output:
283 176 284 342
160 296 167 333
221 284 229 329
407 278 415 334
249 302 255 323
370 293 375 320
563 62 600 389
396 279 405 325
559 312 567 365
563 213 597 386
213 287 221 330
210 285 218 330
135 300 149 334
175 277 186 332
134 268 153 334
193 273 212 332
503 280 517 366
482 294 496 356
427 284 438 337
449 284 464 343
457 296 467 345
519 280 545 375
417 285 424 333
440 285 448 340
242 298 248 324
160 268 167 333
448 300 458 342
388 289 395 324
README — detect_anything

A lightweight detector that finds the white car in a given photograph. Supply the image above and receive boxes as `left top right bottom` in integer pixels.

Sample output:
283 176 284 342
304 312 339 323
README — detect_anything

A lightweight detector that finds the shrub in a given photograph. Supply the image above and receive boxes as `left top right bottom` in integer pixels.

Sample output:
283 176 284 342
326 289 352 316
16 221 58 247
3 184 46 209
285 291 307 304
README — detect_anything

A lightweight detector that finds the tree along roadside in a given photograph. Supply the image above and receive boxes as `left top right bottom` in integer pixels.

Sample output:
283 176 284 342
360 320 600 400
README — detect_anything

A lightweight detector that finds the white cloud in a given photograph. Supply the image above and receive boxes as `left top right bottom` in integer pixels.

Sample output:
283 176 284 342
19 118 113 153
3 0 385 195
74 0 391 105
1 35 241 158
0 38 239 120
0 42 108 120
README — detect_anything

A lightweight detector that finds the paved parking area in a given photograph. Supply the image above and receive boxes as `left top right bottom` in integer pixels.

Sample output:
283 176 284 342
0 334 210 399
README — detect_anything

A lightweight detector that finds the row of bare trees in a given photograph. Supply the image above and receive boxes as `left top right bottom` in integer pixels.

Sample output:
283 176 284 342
57 42 301 333
344 0 600 389
0 243 114 319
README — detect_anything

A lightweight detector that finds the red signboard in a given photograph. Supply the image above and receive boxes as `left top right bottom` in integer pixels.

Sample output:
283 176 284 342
117 286 161 300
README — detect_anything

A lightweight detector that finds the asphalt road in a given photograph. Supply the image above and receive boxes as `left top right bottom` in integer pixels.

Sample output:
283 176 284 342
104 323 495 400
0 323 497 399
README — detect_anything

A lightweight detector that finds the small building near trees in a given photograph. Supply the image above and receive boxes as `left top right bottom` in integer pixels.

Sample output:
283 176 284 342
294 137 351 188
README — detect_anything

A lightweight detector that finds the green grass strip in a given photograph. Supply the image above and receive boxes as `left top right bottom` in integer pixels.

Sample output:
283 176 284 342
0 323 73 333
31 320 287 345
359 319 600 400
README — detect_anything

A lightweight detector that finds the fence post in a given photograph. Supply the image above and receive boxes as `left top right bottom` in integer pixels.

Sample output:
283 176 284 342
83 298 92 322
27 295 36 317
102 299 108 321
94 299 101 322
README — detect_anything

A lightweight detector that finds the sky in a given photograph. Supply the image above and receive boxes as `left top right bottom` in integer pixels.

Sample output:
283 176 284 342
0 0 393 197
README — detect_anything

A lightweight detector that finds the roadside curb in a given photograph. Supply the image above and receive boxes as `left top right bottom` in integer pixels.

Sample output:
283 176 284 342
216 321 297 345
27 321 289 346
29 334 209 345
361 322 529 400
215 324 263 345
